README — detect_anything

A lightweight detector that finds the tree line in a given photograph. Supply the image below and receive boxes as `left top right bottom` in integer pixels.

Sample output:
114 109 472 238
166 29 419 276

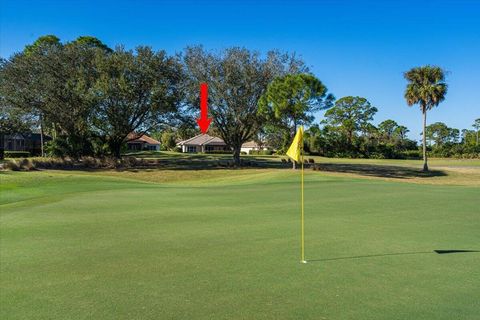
1 35 479 168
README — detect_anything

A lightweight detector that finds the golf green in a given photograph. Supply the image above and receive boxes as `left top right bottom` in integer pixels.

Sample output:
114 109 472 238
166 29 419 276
1 170 479 319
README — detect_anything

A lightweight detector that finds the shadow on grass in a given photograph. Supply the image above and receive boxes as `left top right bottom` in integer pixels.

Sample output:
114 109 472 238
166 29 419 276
317 163 447 179
308 250 479 262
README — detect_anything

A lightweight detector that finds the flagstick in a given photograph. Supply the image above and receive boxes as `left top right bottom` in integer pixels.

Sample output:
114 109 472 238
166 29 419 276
301 146 306 264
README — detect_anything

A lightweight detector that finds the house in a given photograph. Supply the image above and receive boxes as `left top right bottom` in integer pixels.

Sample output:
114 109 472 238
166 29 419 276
177 134 271 154
0 132 50 155
125 133 160 151
177 134 228 153
240 140 269 154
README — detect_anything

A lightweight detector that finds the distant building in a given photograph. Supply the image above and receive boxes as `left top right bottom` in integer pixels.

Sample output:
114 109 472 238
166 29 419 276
0 132 50 155
177 134 270 154
177 134 228 153
125 133 160 151
240 140 269 154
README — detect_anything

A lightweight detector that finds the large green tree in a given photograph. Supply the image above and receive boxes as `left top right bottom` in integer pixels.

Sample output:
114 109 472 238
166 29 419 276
92 47 183 158
1 35 63 156
0 35 111 157
404 65 448 171
323 96 378 149
425 122 459 146
378 119 399 141
184 46 306 166
258 73 334 157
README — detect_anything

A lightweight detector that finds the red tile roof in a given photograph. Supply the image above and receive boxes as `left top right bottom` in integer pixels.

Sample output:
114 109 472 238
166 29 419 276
126 133 160 145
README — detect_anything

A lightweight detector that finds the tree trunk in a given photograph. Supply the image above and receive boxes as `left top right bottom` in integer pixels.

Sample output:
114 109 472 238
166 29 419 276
422 109 428 172
39 114 45 157
111 139 123 159
233 147 241 167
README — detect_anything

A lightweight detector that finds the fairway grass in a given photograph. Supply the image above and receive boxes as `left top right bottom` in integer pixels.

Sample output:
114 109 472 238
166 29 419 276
1 169 479 319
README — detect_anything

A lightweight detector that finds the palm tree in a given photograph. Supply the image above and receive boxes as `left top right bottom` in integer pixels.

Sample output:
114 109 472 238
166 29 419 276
404 66 447 171
473 118 480 146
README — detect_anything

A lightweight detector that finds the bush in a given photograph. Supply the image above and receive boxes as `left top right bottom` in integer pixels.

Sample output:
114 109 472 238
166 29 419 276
400 150 421 159
369 152 386 159
249 150 273 155
4 151 30 158
204 150 232 154
4 160 20 171
18 158 34 170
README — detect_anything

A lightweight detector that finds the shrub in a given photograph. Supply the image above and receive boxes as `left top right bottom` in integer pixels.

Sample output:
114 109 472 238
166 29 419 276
4 160 20 171
400 150 421 159
369 152 386 159
204 150 232 154
122 156 138 167
249 150 273 155
308 158 315 164
18 158 34 170
5 151 30 158
82 156 100 169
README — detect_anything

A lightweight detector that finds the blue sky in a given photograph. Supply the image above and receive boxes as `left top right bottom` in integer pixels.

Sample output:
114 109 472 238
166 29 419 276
1 0 479 139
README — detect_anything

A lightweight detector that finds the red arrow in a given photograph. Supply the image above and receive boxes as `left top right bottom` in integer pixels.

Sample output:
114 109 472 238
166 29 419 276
197 82 212 133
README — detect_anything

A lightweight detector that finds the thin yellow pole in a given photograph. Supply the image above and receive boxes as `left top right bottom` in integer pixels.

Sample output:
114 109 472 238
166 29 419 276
301 145 306 263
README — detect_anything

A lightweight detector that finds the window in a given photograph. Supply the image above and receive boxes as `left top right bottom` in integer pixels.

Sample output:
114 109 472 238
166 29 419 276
205 145 214 152
187 146 197 153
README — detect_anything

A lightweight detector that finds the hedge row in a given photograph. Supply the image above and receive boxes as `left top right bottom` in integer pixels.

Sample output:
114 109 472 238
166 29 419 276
248 150 273 155
2 156 162 171
4 151 31 158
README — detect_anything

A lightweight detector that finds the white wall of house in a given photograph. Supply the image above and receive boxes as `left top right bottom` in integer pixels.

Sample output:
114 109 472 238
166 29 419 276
241 146 267 153
182 144 227 153
146 144 160 151
182 145 200 153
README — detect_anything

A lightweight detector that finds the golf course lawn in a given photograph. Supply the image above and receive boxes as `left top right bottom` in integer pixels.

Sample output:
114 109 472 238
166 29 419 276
1 169 479 319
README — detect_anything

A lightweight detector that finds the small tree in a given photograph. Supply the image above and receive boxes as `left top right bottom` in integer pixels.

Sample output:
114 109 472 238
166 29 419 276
404 65 448 171
160 131 177 151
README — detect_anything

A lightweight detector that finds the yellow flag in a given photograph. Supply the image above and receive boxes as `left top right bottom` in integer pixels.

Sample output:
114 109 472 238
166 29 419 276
286 126 304 162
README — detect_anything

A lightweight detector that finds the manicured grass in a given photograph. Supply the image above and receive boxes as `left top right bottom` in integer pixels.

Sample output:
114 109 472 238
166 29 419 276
1 169 479 319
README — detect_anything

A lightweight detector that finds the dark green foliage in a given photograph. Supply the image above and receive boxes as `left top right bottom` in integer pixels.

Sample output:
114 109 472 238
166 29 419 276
248 150 273 155
204 150 232 154
4 151 31 158
160 131 177 151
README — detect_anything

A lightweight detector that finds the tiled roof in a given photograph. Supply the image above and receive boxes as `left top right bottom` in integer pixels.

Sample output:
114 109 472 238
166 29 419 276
241 141 259 148
126 133 160 145
178 134 226 146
